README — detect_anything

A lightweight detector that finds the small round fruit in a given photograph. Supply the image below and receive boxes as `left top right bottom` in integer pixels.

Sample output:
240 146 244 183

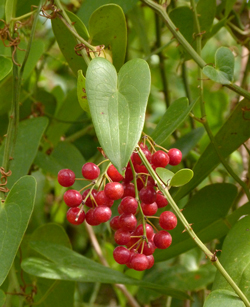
58 169 75 187
138 240 156 255
122 183 135 198
151 150 169 168
134 224 154 240
146 255 155 269
141 202 158 216
64 190 82 207
95 190 114 207
119 213 137 231
139 186 156 204
94 206 112 223
153 230 172 249
82 162 100 180
168 148 182 166
113 246 131 264
82 189 97 208
114 229 131 245
110 216 121 230
120 196 138 214
159 211 177 230
85 208 100 226
66 207 85 225
130 253 149 271
104 182 124 200
107 165 124 182
155 191 168 208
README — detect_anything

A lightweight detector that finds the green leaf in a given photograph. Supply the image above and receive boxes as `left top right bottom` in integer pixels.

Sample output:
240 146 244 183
0 289 6 306
203 47 234 85
197 0 216 34
225 0 237 17
85 57 150 173
22 241 190 300
5 0 17 23
77 70 90 113
212 216 250 295
89 4 127 71
151 97 197 145
0 76 12 115
0 56 12 81
154 183 237 262
170 169 194 187
7 117 48 189
173 98 250 201
0 176 36 286
156 168 174 185
51 10 89 76
204 290 245 307
77 0 138 27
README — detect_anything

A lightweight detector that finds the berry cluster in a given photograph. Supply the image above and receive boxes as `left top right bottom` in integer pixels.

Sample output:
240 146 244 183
57 141 182 271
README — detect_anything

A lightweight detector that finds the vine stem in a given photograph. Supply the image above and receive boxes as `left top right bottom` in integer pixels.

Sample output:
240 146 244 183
137 146 250 307
84 223 140 307
190 0 250 201
140 0 250 100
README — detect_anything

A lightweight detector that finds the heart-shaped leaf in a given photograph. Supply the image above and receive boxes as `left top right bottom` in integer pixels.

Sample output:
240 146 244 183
203 47 234 85
0 176 36 286
77 70 90 113
85 57 150 173
0 56 12 81
156 168 174 185
170 169 194 187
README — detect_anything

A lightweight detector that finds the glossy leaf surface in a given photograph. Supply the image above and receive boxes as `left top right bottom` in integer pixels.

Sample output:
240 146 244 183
89 4 127 71
86 57 150 173
204 289 245 307
174 98 250 201
154 183 237 262
22 241 190 300
0 56 12 81
203 47 234 85
156 168 174 185
151 97 197 145
170 169 194 187
0 176 36 286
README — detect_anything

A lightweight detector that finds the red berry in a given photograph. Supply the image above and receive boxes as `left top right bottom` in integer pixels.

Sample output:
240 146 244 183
118 203 124 215
141 202 158 216
82 189 97 208
58 169 75 187
63 190 82 207
122 182 135 198
146 255 155 269
151 150 169 168
136 175 155 191
130 253 149 271
114 229 131 245
132 148 152 165
135 164 149 174
110 216 121 230
94 206 112 223
66 207 85 225
168 148 182 166
85 208 100 226
159 211 177 230
124 164 134 182
153 230 172 249
82 162 100 180
120 196 138 214
95 190 114 207
134 224 154 240
138 240 156 255
155 191 168 208
107 165 124 182
119 213 137 231
139 186 156 204
126 237 139 249
113 246 131 264
104 182 124 200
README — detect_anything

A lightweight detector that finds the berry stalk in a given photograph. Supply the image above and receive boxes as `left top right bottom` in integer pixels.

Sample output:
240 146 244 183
136 145 250 307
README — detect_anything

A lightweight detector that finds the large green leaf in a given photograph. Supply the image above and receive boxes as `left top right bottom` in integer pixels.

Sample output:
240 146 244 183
173 98 250 201
197 0 216 35
154 183 237 262
77 70 90 113
170 169 194 187
85 57 150 173
0 289 5 306
22 241 189 300
204 289 245 307
0 56 12 81
5 0 16 23
77 0 138 26
89 4 127 71
7 117 48 189
151 97 197 145
27 224 74 307
0 176 36 286
52 10 89 76
203 47 234 85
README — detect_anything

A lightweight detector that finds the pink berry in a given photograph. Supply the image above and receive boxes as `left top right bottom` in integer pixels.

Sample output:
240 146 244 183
120 196 138 214
168 148 182 166
141 202 158 216
58 169 75 187
113 246 131 264
66 207 85 225
153 230 172 249
64 190 82 207
159 211 177 230
82 162 100 180
107 165 124 182
104 182 124 200
94 206 112 223
151 150 169 168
